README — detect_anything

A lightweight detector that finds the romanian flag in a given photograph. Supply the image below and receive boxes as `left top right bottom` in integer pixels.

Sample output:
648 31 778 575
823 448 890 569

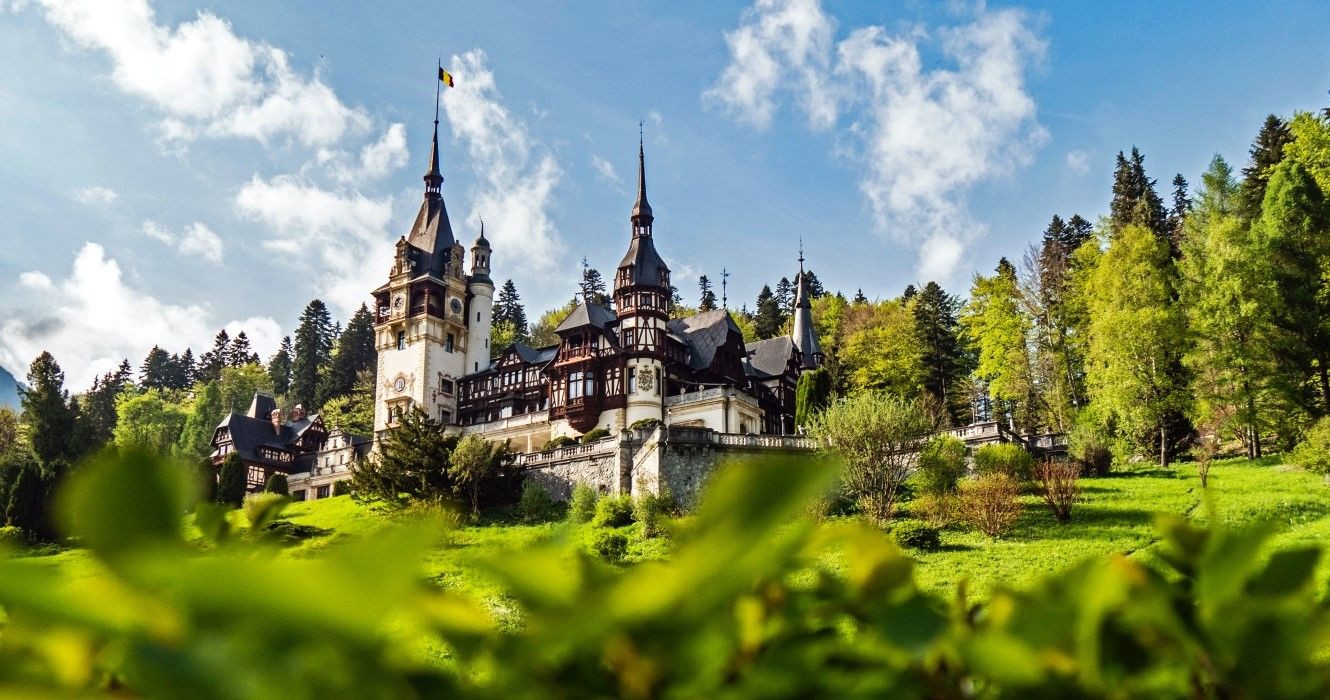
439 67 454 87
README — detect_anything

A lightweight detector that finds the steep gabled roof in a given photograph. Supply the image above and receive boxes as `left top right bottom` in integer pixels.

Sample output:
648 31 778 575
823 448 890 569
555 302 617 333
668 309 742 371
745 336 797 379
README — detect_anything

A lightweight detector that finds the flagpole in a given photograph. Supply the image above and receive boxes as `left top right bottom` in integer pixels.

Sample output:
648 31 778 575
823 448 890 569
434 58 442 125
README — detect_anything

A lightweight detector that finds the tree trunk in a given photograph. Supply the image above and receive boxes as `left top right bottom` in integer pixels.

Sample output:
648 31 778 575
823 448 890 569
1159 424 1169 468
1320 355 1330 415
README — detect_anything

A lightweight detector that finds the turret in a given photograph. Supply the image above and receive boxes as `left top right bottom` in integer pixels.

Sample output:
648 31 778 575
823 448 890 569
465 221 496 375
791 245 822 369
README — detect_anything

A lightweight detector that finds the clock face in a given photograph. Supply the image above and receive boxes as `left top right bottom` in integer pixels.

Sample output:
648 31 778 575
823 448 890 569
393 294 404 309
450 298 463 315
393 377 406 393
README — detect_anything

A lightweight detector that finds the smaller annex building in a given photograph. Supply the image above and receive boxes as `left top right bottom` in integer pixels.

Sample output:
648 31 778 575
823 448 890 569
209 393 370 501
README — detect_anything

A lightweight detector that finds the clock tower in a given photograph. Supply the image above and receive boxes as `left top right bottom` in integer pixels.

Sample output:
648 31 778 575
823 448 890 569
371 117 471 438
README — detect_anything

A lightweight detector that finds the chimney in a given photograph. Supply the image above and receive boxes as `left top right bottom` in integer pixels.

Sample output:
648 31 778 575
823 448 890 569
270 409 282 435
291 404 306 422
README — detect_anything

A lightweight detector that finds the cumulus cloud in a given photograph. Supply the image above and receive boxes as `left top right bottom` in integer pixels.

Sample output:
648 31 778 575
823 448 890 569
73 185 117 204
142 220 224 263
708 1 1046 281
1065 149 1091 175
233 175 394 312
0 243 279 391
590 155 622 186
29 0 368 146
442 49 565 274
322 122 410 184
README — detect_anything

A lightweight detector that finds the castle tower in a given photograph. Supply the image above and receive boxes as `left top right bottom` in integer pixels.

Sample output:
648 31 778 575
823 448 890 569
613 135 670 428
791 244 823 369
464 221 495 375
371 116 470 437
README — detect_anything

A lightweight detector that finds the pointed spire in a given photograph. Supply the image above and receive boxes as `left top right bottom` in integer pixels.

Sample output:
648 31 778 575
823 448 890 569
791 244 820 368
424 60 443 196
630 123 653 233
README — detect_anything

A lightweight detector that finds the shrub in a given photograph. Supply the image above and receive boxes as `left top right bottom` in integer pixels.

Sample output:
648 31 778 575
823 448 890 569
517 480 559 523
1191 431 1221 488
916 435 968 495
806 392 931 523
629 417 661 431
892 521 941 552
217 454 246 507
592 494 635 528
634 489 676 539
1035 460 1080 523
590 528 629 563
1068 414 1113 476
264 473 289 496
960 474 1022 538
543 436 577 451
794 367 832 429
973 443 1036 482
242 492 289 529
332 480 351 497
568 483 598 524
0 525 26 547
579 427 611 444
915 492 960 529
1290 417 1330 476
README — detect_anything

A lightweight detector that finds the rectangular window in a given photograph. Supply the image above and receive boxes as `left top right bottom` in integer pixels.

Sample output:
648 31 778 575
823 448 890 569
316 485 330 499
441 379 454 395
569 371 583 399
446 333 455 352
628 370 637 394
477 311 482 322
292 490 306 501
396 331 406 351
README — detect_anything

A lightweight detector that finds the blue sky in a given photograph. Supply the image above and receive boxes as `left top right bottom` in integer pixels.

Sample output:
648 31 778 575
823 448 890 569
1 0 1328 389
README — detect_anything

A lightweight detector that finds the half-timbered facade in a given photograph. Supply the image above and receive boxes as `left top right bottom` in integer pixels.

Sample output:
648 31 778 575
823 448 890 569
209 394 329 490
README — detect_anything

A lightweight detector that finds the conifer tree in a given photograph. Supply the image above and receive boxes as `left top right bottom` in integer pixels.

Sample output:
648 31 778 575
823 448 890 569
754 285 783 339
5 466 44 533
801 270 825 298
227 332 259 367
493 280 529 341
1167 174 1192 257
913 281 968 425
139 346 173 390
217 453 246 507
580 258 608 306
902 284 918 300
176 381 225 461
319 304 377 405
698 275 717 312
290 300 335 411
775 278 794 317
20 352 77 465
267 337 293 397
178 348 196 387
853 289 868 304
1239 114 1294 221
196 330 230 384
81 360 133 448
1110 147 1168 240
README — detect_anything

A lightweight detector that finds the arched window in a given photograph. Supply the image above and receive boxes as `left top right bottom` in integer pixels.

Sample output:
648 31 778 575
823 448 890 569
583 370 596 398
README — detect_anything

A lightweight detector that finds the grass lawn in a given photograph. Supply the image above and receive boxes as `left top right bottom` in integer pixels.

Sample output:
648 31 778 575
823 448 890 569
19 456 1330 609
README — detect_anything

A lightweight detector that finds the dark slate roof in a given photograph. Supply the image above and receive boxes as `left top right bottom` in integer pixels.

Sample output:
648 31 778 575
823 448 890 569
214 393 326 469
555 302 618 333
246 393 278 419
791 270 822 368
616 234 669 288
514 343 559 365
745 336 797 379
406 194 455 278
667 309 742 371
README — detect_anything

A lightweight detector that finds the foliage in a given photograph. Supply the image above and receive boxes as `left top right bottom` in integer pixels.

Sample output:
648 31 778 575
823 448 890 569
267 335 293 397
579 427 611 443
697 274 717 312
753 284 783 339
318 379 375 436
807 391 930 523
793 367 832 429
838 299 925 398
1068 409 1114 476
490 319 519 360
912 281 969 424
5 466 47 537
592 494 634 528
112 389 189 455
1191 430 1221 488
568 482 598 524
493 279 530 342
0 406 19 459
634 489 675 539
972 442 1036 481
217 364 274 415
542 435 577 451
450 434 503 516
174 380 224 461
960 473 1022 538
290 298 336 410
963 259 1036 430
1290 417 1330 475
264 472 289 495
332 479 351 497
915 434 968 496
20 351 80 465
351 408 458 508
628 417 660 431
217 454 246 507
892 521 941 552
242 492 289 529
914 492 959 529
590 527 629 563
517 480 559 523
529 299 579 348
1035 459 1080 523
318 303 376 406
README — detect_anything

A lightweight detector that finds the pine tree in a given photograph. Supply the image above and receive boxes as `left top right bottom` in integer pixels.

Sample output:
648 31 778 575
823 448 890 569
290 299 335 411
268 336 293 397
698 275 717 312
319 304 377 405
5 466 44 533
794 367 832 428
139 346 173 390
1239 114 1294 221
1110 147 1168 240
351 408 458 507
853 289 868 304
754 285 783 340
217 453 246 507
913 281 967 425
81 360 132 448
493 279 529 341
20 352 77 465
580 258 608 306
197 330 230 384
227 332 259 367
802 270 825 298
775 278 794 318
1167 174 1192 258
178 348 196 387
1063 214 1094 251
176 381 225 461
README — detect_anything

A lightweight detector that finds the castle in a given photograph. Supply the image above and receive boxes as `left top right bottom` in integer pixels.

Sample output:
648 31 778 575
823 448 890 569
212 117 825 502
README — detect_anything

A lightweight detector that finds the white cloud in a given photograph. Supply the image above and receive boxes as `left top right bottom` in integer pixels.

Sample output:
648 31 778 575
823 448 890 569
704 0 841 130
233 175 394 313
1065 149 1091 175
0 243 279 390
142 220 224 264
442 49 565 275
322 122 409 184
708 1 1046 282
29 0 367 146
73 185 117 204
590 155 622 185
